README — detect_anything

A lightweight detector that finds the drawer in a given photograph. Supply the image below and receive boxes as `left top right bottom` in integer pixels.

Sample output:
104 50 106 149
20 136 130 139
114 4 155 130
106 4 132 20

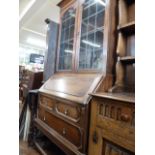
45 111 82 148
38 105 45 121
55 101 81 122
95 99 135 141
39 95 56 110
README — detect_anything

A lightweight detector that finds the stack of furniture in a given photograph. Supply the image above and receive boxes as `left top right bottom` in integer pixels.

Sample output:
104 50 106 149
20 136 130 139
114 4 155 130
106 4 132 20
19 69 43 103
19 69 43 104
34 0 117 155
43 19 59 82
19 69 43 140
88 0 135 154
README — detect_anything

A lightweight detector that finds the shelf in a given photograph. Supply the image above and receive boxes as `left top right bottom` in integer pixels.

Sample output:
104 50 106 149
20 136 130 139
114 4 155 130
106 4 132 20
119 56 135 64
90 92 135 103
117 21 135 34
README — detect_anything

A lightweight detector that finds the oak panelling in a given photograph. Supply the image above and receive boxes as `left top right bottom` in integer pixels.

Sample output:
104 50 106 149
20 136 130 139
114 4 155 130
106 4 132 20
88 93 135 154
102 138 134 155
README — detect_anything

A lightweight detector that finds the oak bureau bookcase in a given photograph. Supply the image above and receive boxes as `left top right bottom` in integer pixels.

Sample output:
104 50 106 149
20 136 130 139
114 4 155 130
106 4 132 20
34 0 117 155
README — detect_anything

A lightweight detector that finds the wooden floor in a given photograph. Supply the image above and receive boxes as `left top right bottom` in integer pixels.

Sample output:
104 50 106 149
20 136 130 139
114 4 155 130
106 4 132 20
19 141 40 155
19 140 67 155
19 100 66 155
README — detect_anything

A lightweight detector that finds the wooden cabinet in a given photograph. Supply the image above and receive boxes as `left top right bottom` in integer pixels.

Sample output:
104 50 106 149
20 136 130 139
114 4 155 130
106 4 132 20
34 0 117 154
88 0 135 154
88 93 135 155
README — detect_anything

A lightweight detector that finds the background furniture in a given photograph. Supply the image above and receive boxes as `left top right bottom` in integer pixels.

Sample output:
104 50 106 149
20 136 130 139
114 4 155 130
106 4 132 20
88 0 135 154
19 69 43 104
19 70 43 142
43 19 59 82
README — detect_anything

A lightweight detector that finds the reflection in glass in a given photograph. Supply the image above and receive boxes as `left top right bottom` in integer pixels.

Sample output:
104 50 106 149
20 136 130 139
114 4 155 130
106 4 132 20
58 8 76 70
79 0 106 70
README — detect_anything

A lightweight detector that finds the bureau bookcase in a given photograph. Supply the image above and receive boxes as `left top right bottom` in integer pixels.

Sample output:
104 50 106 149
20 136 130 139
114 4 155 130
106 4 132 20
34 0 117 155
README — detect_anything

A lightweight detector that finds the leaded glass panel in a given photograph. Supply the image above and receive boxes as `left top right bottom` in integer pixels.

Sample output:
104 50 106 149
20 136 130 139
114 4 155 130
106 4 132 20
79 0 106 70
58 8 76 70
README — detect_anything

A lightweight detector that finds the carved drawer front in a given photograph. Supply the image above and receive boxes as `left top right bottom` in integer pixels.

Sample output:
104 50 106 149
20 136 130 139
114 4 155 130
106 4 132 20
55 101 81 122
45 111 82 148
38 105 45 121
39 95 56 110
96 99 135 141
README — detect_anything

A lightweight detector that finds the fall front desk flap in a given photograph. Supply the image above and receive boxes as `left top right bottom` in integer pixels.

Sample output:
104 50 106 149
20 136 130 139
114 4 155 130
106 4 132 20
39 73 104 104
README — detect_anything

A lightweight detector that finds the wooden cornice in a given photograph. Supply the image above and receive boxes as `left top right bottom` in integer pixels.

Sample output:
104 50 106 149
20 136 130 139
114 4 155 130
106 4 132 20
57 0 71 8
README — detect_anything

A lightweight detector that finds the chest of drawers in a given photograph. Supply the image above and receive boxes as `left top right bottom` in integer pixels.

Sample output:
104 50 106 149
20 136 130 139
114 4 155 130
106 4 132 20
35 94 89 155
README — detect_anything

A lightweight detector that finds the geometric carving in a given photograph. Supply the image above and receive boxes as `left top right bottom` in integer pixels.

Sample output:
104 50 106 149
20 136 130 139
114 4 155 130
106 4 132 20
99 104 104 115
98 102 134 126
116 108 122 121
105 105 109 117
110 106 115 119
102 140 134 155
131 112 135 127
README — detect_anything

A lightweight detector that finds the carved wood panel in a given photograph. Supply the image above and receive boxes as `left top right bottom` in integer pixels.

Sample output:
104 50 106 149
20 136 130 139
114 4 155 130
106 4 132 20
98 101 134 127
39 95 56 111
102 139 134 155
56 101 81 122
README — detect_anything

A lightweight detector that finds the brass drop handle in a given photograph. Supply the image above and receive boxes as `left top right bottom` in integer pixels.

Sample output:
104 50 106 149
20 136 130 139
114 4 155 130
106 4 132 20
43 116 46 121
120 114 130 122
62 128 66 135
50 107 53 111
43 101 47 105
64 109 68 115
92 131 98 144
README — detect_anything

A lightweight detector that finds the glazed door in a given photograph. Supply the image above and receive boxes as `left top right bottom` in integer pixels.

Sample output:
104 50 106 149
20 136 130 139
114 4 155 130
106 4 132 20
76 0 106 71
57 1 78 71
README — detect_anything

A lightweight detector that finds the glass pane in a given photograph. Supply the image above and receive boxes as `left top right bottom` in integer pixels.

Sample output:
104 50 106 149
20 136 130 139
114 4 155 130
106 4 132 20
97 10 105 28
58 8 76 70
89 16 96 31
79 0 106 70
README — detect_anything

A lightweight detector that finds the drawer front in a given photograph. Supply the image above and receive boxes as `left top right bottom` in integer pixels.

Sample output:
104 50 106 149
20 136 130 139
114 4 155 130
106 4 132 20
39 95 55 110
95 99 135 140
55 101 81 122
45 111 82 148
38 105 45 121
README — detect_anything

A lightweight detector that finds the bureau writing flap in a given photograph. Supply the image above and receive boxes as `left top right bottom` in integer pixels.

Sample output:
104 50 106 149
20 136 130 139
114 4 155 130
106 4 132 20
39 73 103 104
